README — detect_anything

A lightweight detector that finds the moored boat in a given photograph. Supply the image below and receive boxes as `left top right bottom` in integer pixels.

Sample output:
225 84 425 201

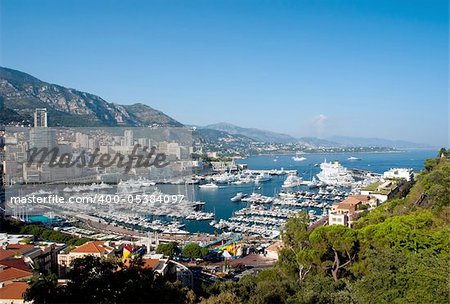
199 183 219 189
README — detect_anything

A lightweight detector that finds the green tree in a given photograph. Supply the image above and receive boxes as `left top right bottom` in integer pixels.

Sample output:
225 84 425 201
438 147 447 158
309 225 357 282
200 291 240 304
351 248 449 304
281 212 312 281
25 255 188 303
156 242 181 257
24 273 61 304
182 243 209 259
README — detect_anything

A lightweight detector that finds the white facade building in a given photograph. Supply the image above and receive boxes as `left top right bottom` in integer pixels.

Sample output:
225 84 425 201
329 213 348 226
383 168 414 181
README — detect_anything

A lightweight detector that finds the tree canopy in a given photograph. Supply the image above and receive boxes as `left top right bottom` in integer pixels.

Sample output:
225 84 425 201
156 242 181 257
25 256 188 303
182 242 209 259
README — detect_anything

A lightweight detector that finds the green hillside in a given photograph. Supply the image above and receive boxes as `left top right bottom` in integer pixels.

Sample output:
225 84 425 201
0 67 182 127
202 149 450 304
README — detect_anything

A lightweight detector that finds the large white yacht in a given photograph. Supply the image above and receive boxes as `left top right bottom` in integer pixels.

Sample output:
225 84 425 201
316 160 354 186
282 173 303 188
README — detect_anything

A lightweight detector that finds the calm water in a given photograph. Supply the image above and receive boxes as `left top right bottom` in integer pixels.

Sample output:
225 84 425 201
159 150 436 233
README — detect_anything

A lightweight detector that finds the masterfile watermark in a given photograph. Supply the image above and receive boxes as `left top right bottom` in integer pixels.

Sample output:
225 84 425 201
26 144 170 174
3 127 194 218
2 126 204 224
3 126 194 186
9 194 185 205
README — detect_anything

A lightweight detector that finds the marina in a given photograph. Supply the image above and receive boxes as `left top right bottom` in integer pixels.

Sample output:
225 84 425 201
6 150 436 239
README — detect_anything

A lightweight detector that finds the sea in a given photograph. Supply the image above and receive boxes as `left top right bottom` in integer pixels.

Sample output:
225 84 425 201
157 150 437 234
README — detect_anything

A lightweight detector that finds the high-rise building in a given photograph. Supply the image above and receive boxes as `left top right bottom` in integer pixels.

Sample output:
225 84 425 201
30 108 55 150
29 128 56 150
167 142 181 159
124 130 134 146
75 132 89 149
138 137 151 148
34 108 48 128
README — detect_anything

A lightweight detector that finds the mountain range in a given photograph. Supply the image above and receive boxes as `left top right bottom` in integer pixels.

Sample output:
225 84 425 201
204 122 298 144
0 67 181 127
0 67 431 149
203 122 431 148
327 136 433 149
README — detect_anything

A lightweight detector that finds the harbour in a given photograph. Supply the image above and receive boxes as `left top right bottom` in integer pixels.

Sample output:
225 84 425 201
6 150 436 238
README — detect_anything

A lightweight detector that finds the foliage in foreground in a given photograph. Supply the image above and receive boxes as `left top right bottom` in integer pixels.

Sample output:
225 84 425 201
25 255 188 304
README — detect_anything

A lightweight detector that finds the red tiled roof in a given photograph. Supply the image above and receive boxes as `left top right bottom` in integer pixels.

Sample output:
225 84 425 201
334 195 374 215
337 196 371 209
71 241 113 254
0 268 32 283
142 259 160 269
0 244 35 261
0 259 31 272
123 259 160 270
349 195 372 202
0 282 29 300
121 258 160 270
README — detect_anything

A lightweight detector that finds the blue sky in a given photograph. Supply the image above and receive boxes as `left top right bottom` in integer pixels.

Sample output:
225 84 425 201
0 0 448 146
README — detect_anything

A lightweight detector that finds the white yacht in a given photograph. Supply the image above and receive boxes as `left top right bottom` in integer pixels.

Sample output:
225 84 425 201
301 177 325 188
255 173 272 183
199 183 219 189
241 192 274 204
231 180 244 185
282 173 303 188
213 172 237 184
117 177 155 189
316 160 355 186
230 192 247 202
292 153 307 162
292 156 307 162
347 156 361 161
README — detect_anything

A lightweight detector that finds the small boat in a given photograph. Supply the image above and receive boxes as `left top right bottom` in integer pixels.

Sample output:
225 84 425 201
230 192 247 202
255 173 272 183
292 155 307 162
347 156 361 161
199 183 219 189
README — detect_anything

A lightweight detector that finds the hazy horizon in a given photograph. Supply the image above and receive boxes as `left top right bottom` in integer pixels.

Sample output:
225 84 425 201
0 0 448 146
